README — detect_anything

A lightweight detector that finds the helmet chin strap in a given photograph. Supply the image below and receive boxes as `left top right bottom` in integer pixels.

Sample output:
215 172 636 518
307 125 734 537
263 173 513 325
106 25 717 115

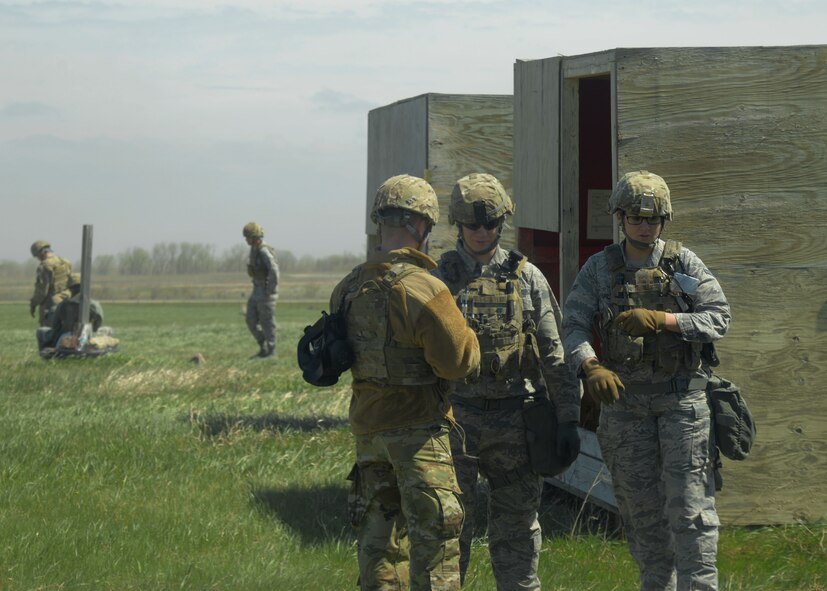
457 224 503 256
623 221 665 251
625 236 655 250
407 222 432 249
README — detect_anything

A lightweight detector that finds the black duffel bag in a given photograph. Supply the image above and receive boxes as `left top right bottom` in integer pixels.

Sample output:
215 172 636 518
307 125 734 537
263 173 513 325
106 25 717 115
297 310 354 387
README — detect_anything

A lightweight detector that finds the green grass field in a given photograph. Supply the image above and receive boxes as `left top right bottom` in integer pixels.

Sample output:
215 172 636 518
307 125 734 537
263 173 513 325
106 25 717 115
1 302 824 590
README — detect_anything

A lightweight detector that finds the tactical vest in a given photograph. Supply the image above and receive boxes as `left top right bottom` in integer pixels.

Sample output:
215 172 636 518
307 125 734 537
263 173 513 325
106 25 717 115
343 263 438 386
248 244 276 281
47 257 72 298
601 240 702 374
440 250 529 381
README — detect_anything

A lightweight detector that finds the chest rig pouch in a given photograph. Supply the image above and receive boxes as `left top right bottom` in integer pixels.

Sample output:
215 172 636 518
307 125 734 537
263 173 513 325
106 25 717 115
600 240 702 374
344 262 438 386
443 250 529 381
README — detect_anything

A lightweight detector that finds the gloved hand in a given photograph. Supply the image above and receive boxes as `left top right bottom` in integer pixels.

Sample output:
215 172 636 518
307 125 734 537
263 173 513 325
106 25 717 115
615 308 666 337
582 360 625 404
30 303 36 318
556 420 581 468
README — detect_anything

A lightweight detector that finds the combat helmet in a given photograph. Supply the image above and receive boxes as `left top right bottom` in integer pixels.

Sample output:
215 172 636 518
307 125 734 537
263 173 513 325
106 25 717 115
371 174 439 226
31 240 50 258
608 170 673 220
448 173 515 226
242 222 264 239
67 272 82 289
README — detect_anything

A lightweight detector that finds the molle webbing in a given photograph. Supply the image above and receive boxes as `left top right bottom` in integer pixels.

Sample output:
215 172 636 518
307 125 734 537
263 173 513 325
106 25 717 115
601 240 701 374
623 376 708 395
49 257 72 296
456 250 527 380
347 262 438 386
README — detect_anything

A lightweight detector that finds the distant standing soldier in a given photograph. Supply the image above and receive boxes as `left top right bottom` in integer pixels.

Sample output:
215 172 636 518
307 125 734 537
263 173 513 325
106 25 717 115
432 173 581 589
243 222 279 359
562 171 731 591
30 240 73 327
331 174 480 590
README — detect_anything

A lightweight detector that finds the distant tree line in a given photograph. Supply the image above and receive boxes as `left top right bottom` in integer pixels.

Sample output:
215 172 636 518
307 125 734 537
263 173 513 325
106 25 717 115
0 242 363 277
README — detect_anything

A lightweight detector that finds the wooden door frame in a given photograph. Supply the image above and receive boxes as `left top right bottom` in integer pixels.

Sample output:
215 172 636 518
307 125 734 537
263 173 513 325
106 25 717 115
558 51 616 301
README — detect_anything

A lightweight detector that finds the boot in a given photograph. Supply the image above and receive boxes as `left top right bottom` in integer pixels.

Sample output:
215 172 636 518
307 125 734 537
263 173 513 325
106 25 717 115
260 343 277 359
250 342 267 359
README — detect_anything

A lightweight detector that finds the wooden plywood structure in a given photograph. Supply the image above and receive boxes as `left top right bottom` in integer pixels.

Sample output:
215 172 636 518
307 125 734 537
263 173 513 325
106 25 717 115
514 45 827 525
365 93 515 260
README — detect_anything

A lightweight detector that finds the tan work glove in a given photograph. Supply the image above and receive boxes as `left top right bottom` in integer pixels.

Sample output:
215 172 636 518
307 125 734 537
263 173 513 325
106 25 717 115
615 309 666 337
582 360 625 405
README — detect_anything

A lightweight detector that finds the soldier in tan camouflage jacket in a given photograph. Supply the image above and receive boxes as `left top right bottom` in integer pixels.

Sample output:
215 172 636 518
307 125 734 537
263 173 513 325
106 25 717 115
332 174 480 591
29 240 72 327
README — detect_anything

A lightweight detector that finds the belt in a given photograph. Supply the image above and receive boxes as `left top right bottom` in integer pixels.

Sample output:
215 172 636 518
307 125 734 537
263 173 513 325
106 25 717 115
623 376 708 395
452 396 526 411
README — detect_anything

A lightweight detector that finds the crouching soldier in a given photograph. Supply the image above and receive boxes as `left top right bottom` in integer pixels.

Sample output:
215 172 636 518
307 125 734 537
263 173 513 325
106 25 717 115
37 273 118 359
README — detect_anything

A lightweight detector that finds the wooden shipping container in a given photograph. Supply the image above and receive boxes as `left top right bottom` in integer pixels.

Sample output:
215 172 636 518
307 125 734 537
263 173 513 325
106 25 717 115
514 45 827 525
365 93 515 261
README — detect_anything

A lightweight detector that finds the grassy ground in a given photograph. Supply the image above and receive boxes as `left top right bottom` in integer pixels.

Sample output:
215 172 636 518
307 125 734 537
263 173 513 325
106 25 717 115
1 302 824 590
0 271 341 302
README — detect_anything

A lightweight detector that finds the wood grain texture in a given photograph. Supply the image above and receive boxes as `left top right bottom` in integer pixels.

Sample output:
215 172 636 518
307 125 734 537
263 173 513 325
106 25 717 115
425 94 515 260
366 95 428 249
613 46 827 524
513 58 561 234
559 76 580 302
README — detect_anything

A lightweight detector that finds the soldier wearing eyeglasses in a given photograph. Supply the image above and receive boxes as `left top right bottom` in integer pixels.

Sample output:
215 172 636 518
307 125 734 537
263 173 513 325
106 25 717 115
432 173 581 589
562 170 731 591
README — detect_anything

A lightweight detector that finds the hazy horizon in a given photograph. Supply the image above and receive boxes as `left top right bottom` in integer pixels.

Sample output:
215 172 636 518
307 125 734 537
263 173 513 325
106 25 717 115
3 0 825 263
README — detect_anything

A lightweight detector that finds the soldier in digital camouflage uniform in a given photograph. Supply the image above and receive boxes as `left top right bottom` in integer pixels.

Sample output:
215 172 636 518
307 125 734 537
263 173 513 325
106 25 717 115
331 174 480 591
29 240 73 327
562 171 731 591
243 222 279 358
432 173 581 590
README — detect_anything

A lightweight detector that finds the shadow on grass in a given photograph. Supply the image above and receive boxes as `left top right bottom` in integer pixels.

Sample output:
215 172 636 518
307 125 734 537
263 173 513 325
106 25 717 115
191 413 348 438
252 484 355 545
539 483 624 539
464 480 624 542
252 479 622 549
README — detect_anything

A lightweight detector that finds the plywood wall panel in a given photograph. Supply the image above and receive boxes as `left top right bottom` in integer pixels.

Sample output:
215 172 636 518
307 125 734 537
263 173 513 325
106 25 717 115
613 45 827 524
426 94 515 260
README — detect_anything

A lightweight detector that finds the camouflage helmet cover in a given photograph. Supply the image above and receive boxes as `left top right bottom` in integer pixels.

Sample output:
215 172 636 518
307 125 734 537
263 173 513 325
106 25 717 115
608 170 673 220
67 272 82 288
31 240 51 257
242 222 264 239
371 174 439 226
448 173 515 226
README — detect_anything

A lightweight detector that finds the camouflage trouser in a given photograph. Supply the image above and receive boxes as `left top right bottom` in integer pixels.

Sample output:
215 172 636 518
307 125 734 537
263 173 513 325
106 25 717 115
245 291 276 350
598 388 719 591
450 401 542 590
349 422 464 591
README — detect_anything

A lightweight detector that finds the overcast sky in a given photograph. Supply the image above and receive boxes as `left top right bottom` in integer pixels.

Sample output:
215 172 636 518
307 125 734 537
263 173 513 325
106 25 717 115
2 0 825 262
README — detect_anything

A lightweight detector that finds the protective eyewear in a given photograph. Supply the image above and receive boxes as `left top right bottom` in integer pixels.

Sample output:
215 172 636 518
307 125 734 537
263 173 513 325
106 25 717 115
463 219 502 231
625 215 663 226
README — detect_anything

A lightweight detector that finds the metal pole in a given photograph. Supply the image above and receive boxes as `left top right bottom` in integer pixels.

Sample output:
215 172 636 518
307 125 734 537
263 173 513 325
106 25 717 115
78 224 93 333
